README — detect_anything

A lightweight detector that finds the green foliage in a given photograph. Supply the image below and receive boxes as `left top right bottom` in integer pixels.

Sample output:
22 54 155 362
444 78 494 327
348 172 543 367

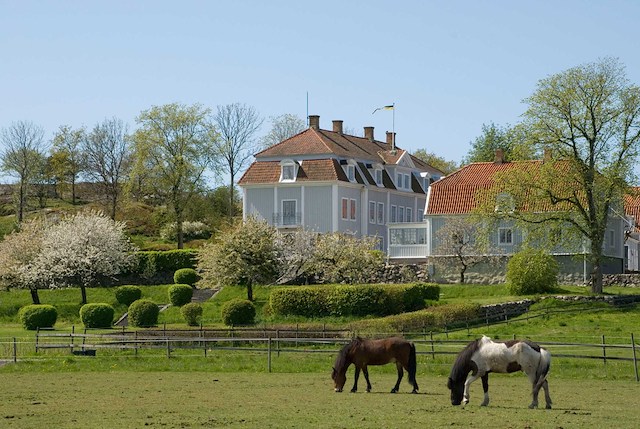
134 249 198 276
327 285 389 317
221 299 256 326
128 299 159 327
181 302 203 326
173 268 199 286
160 221 211 241
411 149 458 175
115 285 142 306
79 303 115 328
269 287 330 318
168 284 193 307
506 248 559 295
18 304 58 330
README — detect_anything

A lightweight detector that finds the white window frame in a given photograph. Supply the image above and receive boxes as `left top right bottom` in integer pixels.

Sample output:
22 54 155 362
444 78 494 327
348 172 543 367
404 174 410 190
396 172 403 189
280 160 298 182
349 198 356 221
498 227 513 245
398 206 405 223
369 201 376 223
346 164 355 182
377 202 384 225
406 207 412 223
281 199 297 226
375 169 383 186
341 198 348 220
417 209 424 222
390 205 397 223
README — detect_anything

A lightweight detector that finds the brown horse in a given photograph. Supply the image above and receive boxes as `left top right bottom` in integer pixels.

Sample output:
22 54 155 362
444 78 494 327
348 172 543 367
331 337 419 393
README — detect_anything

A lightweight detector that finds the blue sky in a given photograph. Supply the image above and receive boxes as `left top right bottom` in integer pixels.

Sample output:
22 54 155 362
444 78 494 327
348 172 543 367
2 0 640 181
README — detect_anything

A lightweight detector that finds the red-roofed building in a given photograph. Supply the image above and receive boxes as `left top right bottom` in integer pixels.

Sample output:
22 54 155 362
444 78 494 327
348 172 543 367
238 115 443 249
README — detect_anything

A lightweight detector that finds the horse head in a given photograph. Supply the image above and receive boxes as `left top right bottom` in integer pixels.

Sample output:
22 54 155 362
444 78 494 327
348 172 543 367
447 376 464 405
332 366 346 392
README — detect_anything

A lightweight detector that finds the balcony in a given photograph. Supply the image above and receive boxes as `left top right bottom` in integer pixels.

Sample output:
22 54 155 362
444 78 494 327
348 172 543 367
272 212 302 227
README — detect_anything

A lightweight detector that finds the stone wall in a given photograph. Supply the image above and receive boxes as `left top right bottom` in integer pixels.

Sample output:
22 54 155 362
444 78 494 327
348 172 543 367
602 274 640 287
479 300 535 322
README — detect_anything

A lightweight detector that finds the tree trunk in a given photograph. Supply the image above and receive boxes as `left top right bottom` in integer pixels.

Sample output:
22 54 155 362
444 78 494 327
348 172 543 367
80 285 87 305
246 279 253 301
590 242 604 294
30 288 40 305
459 270 465 284
71 176 76 205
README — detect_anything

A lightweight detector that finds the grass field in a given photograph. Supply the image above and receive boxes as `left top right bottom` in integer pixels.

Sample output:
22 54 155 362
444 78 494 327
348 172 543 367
0 371 638 428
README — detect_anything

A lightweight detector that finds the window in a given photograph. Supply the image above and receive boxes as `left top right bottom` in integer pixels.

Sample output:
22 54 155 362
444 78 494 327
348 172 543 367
608 230 615 248
377 202 384 224
282 200 297 226
390 205 397 223
398 206 405 223
341 198 348 220
417 209 424 222
396 173 403 188
350 199 356 221
404 174 410 190
346 165 355 182
280 160 297 182
499 227 513 245
369 201 376 223
375 169 383 186
406 207 412 222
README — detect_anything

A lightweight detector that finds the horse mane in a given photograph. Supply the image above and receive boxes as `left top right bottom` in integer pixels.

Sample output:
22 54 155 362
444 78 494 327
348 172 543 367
334 337 363 372
449 338 480 382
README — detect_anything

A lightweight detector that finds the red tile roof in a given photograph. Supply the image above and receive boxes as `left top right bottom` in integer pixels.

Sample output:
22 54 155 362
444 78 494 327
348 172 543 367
238 159 348 185
624 187 640 228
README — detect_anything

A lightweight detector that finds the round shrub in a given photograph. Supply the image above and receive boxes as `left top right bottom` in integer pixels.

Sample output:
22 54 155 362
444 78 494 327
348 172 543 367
168 284 193 307
221 299 256 326
506 248 559 295
115 285 142 306
19 304 57 330
128 299 159 327
181 303 203 326
174 268 199 286
80 303 115 328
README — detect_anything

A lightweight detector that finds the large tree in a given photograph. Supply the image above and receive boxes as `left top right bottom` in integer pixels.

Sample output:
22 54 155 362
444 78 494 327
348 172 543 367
134 103 218 248
492 58 640 293
464 122 538 164
214 103 263 217
50 125 86 204
259 113 305 150
412 149 458 175
84 118 131 219
0 121 47 222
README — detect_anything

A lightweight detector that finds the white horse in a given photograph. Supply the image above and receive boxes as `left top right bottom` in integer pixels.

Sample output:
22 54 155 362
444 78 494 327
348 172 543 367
447 335 552 409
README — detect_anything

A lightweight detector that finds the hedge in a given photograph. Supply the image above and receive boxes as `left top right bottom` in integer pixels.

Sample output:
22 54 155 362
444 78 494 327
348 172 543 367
133 249 198 275
269 283 440 318
115 285 142 306
79 303 115 328
168 284 193 307
128 299 159 327
19 304 58 330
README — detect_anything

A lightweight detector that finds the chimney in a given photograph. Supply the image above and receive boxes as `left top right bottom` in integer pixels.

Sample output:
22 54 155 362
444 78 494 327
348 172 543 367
308 115 320 129
494 149 505 164
364 126 374 141
543 148 552 162
386 131 396 146
332 120 343 134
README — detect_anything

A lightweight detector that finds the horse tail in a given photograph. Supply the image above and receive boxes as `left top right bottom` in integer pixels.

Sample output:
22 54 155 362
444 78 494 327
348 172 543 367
408 342 417 386
534 347 551 389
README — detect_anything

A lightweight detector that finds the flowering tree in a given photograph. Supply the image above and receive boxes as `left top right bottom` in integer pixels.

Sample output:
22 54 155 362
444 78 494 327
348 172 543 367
310 233 384 284
0 218 47 304
32 211 137 303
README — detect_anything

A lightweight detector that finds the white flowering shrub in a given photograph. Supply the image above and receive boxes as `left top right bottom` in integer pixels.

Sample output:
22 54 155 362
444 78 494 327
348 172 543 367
159 221 211 241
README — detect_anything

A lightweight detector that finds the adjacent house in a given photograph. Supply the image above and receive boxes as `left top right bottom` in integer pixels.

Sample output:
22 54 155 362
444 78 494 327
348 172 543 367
624 188 640 271
238 115 444 249
388 150 627 283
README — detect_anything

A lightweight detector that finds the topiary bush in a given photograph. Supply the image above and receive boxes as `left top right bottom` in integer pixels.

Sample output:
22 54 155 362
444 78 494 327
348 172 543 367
18 304 58 330
181 303 203 326
221 299 256 326
506 247 559 295
79 303 115 328
115 285 142 306
168 284 193 307
173 268 199 286
128 299 159 327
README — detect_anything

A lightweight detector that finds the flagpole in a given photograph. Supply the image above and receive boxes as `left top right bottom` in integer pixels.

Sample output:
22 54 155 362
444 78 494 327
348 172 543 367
392 102 395 152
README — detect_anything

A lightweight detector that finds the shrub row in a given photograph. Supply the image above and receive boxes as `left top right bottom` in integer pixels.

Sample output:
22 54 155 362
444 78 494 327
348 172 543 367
133 249 198 275
269 283 440 318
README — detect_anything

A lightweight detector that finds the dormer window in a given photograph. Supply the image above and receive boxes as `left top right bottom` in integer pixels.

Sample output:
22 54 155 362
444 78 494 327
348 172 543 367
280 160 298 182
375 169 383 186
396 171 411 190
343 160 357 182
404 173 411 190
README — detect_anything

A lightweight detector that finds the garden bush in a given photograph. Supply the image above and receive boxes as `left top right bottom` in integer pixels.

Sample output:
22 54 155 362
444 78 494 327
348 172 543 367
506 247 559 295
269 287 330 317
160 221 211 241
221 299 256 326
168 284 193 306
115 285 142 306
79 303 115 328
133 249 198 276
327 285 389 317
173 268 199 286
18 304 58 330
128 299 159 327
181 303 203 326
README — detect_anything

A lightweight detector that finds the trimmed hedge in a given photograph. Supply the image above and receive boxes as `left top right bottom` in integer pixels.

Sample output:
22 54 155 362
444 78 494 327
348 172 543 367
173 268 199 286
134 249 198 275
269 283 440 318
128 299 159 327
19 304 58 330
168 284 193 307
181 303 203 326
80 303 115 328
221 299 256 326
115 285 142 306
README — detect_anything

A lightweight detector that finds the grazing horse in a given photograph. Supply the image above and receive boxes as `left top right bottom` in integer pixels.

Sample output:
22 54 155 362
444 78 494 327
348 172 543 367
331 337 419 394
447 336 552 409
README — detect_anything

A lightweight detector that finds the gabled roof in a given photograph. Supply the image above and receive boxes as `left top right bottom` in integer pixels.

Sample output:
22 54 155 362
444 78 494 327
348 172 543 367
624 187 640 228
238 159 348 185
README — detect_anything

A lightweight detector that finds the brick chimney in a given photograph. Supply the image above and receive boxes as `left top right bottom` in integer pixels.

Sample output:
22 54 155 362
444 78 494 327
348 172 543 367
494 149 505 164
364 126 374 141
332 120 343 134
308 115 320 129
386 131 396 146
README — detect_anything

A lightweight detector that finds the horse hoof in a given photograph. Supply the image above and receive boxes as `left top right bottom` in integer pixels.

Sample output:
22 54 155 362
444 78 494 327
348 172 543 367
350 389 357 393
528 404 537 409
366 389 371 393
411 390 418 394
390 389 398 394
480 402 489 407
546 404 552 410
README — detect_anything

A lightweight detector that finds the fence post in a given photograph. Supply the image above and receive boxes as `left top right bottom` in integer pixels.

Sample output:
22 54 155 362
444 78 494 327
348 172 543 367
13 337 17 363
166 337 171 359
602 335 607 366
430 331 435 360
135 331 138 357
632 333 638 382
276 330 280 357
82 328 87 352
70 325 75 353
35 328 39 354
268 337 272 373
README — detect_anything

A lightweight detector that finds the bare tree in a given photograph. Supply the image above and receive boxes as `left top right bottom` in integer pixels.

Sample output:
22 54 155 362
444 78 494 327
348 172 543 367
50 125 86 204
214 103 263 217
0 121 47 222
260 113 305 149
83 118 131 219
